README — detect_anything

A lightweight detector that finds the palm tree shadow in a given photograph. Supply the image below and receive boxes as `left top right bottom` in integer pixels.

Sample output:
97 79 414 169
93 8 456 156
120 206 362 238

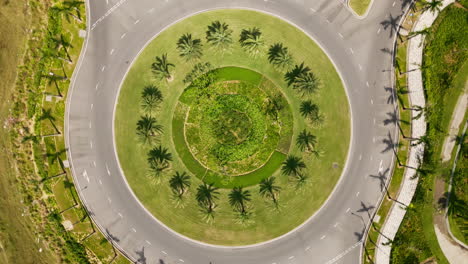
384 86 395 105
135 246 147 264
105 228 120 243
380 13 403 39
383 111 409 138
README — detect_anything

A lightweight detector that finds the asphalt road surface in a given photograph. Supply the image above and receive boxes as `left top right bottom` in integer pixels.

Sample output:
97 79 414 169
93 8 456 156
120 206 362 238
66 0 411 263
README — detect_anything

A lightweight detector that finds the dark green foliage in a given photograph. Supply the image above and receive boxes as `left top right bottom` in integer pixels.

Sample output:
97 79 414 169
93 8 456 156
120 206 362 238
151 53 174 80
259 177 281 204
206 21 233 50
183 62 213 84
228 187 252 214
296 129 317 152
147 145 172 176
177 33 203 61
281 155 306 177
136 115 163 144
267 43 294 69
196 183 220 213
285 62 319 95
141 85 163 114
239 27 264 54
169 171 191 197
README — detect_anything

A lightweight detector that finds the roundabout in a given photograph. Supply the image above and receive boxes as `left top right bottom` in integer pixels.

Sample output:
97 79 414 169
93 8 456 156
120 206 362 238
114 10 349 245
66 0 405 263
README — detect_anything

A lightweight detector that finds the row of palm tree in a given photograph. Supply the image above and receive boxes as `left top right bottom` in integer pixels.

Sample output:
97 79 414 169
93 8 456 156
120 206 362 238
300 100 324 126
285 63 320 95
136 85 164 145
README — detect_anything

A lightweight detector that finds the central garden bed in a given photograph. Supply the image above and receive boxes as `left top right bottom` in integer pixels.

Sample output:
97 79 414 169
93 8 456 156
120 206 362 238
115 9 350 245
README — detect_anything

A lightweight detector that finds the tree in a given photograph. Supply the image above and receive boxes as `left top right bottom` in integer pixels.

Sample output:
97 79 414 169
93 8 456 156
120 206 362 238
141 85 163 114
136 115 163 144
176 33 203 61
285 63 310 86
169 171 191 197
293 71 319 95
281 155 306 177
239 27 264 54
52 0 84 23
196 183 220 213
263 95 284 121
421 0 443 14
296 129 317 152
259 177 281 205
299 100 323 125
267 43 293 70
228 187 251 215
206 21 233 50
147 145 172 177
151 54 175 80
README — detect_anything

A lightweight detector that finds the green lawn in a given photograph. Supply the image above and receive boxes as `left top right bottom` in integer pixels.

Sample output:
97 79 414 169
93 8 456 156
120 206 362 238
349 0 372 16
115 9 350 245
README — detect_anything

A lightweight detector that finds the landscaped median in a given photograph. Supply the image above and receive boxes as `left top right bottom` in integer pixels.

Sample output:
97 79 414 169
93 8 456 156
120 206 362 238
115 9 350 245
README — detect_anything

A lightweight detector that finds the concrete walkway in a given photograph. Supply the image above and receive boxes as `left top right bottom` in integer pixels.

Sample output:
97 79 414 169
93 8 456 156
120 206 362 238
442 90 468 162
374 1 455 263
435 225 468 264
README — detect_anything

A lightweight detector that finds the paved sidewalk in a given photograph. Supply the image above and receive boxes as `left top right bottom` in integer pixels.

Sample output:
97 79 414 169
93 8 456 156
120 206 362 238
374 1 455 263
442 91 468 162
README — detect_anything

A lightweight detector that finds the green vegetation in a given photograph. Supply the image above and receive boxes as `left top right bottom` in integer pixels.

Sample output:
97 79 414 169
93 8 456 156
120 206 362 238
391 2 468 263
0 0 128 262
349 0 372 16
115 9 350 245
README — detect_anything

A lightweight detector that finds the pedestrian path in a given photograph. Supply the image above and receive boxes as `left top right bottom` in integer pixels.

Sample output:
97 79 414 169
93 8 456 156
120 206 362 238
374 1 455 263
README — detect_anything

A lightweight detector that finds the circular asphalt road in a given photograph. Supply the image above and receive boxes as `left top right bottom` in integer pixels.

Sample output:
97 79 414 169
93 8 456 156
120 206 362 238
66 0 410 263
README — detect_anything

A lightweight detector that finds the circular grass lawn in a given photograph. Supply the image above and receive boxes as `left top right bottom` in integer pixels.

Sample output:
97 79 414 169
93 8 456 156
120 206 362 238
115 9 350 245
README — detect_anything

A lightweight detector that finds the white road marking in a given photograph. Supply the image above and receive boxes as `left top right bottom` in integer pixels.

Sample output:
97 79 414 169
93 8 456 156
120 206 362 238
107 197 112 203
90 103 94 110
179 259 185 263
147 8 155 13
110 48 115 55
379 159 384 172
346 208 350 213
89 121 92 128
366 81 369 87
82 170 89 183
358 64 362 71
349 48 354 54
338 32 344 39
95 83 99 90
120 33 126 39
324 241 362 264
370 155 374 161
99 179 102 185
305 246 311 251
377 28 381 34
92 161 96 167
373 118 376 125
134 19 140 25
310 7 316 12
359 154 362 160
118 213 123 218
334 222 339 227
161 250 168 255
373 137 376 143
131 228 136 233
145 240 152 245
288 256 295 260
101 66 106 72
356 192 360 197
392 1 396 7
320 235 326 240
106 163 111 175
90 140 93 149
370 99 374 105
326 19 331 23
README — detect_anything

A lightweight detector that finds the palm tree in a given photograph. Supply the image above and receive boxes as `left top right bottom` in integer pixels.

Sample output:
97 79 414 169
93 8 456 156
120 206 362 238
268 43 294 70
239 27 264 54
259 177 281 204
176 33 203 61
299 100 323 125
196 183 220 213
264 95 284 121
281 155 306 177
52 1 84 23
284 63 310 86
141 85 163 114
136 115 163 144
169 171 191 197
151 54 175 80
421 0 443 14
147 145 172 176
206 21 233 50
294 71 319 95
296 129 317 152
229 187 251 215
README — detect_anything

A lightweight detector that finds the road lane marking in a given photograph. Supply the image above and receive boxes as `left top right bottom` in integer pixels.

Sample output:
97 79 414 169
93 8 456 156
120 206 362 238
370 99 374 104
147 8 155 13
379 159 384 172
161 250 168 255
118 213 123 218
334 222 339 227
358 64 362 71
356 192 360 197
110 48 115 55
370 155 374 161
288 256 295 260
346 208 350 212
90 140 93 149
106 163 111 175
89 121 92 128
366 81 369 87
320 235 326 239
90 103 94 110
120 33 126 39
373 137 376 143
134 19 140 25
99 179 102 185
92 161 96 167
359 154 362 160
310 7 316 12
107 197 112 203
145 240 152 245
349 48 354 54
179 259 185 263
101 66 106 72
377 28 381 34
131 228 136 233
373 118 376 125
95 83 99 90
305 246 311 251
392 1 396 7
338 32 344 39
